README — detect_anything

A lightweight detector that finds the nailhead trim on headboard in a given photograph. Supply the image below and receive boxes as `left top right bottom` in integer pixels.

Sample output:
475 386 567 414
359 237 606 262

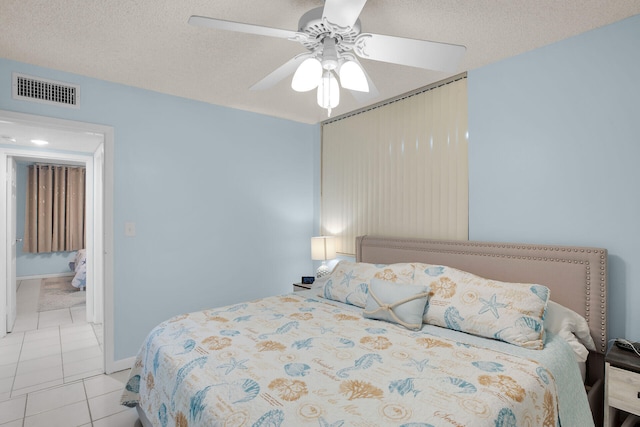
356 236 608 354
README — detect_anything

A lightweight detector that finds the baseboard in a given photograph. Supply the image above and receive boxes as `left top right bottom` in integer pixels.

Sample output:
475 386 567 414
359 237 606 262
108 356 135 375
17 272 74 280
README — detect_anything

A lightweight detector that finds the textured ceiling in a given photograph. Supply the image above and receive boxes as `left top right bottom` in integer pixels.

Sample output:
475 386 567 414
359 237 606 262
1 1 639 124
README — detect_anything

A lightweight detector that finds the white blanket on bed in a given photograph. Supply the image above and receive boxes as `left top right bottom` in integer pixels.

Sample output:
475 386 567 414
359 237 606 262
122 291 593 426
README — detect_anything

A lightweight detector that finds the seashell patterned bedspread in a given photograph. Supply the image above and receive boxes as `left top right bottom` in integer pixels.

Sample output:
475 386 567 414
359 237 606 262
121 293 578 426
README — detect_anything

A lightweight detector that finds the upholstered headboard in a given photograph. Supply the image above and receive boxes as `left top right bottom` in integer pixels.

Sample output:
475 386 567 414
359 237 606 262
356 235 608 354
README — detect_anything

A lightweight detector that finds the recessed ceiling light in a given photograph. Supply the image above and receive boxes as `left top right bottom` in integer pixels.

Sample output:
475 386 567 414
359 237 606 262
30 139 49 146
1 135 17 143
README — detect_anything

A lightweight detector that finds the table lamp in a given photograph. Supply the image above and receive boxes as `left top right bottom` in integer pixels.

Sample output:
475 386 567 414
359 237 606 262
311 236 336 278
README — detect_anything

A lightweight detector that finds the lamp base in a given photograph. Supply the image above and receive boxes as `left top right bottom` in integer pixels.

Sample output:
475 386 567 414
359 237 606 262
316 262 331 278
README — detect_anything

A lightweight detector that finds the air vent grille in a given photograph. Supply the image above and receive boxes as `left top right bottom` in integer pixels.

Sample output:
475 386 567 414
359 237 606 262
12 73 80 108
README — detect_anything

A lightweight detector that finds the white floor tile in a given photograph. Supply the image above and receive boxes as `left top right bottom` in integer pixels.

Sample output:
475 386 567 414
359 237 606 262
61 329 96 342
0 333 24 347
21 336 61 352
65 370 104 384
11 378 64 397
70 307 87 324
25 381 86 417
60 322 93 332
38 308 70 319
8 276 104 402
0 395 26 424
24 400 90 427
64 355 103 377
62 337 99 353
0 345 21 367
92 406 140 427
88 389 128 421
23 327 59 342
60 323 94 337
19 343 61 362
38 310 73 329
84 374 125 399
13 365 63 390
108 369 132 385
62 346 102 364
0 364 17 380
16 354 62 376
0 419 23 427
12 314 39 333
0 377 14 395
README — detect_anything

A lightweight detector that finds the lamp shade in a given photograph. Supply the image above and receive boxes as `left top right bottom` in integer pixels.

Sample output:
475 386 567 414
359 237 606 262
316 71 340 109
291 58 322 92
339 60 369 92
311 236 336 261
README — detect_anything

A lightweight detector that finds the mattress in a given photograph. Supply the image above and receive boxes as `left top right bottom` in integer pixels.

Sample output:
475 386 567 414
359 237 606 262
121 290 593 426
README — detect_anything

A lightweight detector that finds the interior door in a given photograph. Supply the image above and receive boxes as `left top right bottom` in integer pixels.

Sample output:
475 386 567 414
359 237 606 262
6 157 17 332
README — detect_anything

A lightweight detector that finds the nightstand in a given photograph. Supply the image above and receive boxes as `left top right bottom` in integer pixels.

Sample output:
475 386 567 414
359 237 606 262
293 282 313 292
604 343 640 426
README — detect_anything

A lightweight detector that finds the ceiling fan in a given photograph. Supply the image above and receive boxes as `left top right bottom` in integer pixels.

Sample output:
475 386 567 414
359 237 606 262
189 0 466 116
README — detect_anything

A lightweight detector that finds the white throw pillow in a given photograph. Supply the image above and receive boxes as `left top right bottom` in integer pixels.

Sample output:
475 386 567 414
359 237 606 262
544 300 595 362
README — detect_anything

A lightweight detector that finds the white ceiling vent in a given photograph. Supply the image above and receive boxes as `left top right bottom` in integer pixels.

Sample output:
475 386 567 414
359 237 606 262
12 73 80 108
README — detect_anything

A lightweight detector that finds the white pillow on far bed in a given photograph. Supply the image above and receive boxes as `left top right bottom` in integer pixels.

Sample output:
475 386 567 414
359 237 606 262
544 300 596 363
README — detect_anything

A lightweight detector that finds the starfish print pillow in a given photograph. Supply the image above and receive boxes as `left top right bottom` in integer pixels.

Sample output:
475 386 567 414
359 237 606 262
415 264 550 349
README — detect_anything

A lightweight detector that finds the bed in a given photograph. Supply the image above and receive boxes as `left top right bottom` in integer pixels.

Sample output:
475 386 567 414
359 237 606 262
121 236 607 426
69 248 87 289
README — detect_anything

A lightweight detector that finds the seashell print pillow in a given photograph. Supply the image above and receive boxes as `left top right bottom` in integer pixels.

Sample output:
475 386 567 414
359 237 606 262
322 261 417 308
363 278 430 330
415 264 550 349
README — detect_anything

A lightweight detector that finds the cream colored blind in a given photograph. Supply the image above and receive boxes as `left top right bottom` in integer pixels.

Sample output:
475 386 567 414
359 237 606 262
321 77 468 255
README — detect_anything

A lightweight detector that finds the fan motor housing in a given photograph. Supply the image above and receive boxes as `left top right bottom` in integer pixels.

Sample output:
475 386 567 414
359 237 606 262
298 7 361 52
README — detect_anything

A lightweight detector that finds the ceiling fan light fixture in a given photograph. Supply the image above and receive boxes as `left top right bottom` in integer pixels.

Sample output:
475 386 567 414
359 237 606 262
291 58 322 92
317 70 340 115
321 37 339 70
339 60 369 92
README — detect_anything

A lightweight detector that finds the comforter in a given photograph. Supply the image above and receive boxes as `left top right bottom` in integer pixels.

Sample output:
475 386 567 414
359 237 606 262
121 292 591 426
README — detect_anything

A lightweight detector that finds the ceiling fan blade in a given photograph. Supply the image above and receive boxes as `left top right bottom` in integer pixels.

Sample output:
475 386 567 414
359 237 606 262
322 0 368 29
250 53 314 91
189 15 302 40
348 83 378 104
354 33 466 73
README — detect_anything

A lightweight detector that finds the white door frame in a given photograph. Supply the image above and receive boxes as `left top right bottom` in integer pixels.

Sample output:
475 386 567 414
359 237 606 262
6 157 17 332
0 110 115 373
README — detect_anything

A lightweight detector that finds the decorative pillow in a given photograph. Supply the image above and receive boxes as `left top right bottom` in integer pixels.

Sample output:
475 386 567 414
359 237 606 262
417 264 550 349
322 261 416 308
544 300 596 362
363 279 431 330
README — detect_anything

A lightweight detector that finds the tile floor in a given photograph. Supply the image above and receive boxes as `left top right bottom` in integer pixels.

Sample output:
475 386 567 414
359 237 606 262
0 278 139 426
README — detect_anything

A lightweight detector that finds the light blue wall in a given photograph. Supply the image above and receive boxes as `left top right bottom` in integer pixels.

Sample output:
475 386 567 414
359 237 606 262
468 14 640 342
0 58 319 360
15 161 77 277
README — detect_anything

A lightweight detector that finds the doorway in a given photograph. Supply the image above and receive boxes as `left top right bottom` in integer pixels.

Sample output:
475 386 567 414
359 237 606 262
0 110 115 376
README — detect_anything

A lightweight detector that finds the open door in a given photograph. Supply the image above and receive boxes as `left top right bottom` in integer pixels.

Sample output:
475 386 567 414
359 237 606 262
6 157 17 332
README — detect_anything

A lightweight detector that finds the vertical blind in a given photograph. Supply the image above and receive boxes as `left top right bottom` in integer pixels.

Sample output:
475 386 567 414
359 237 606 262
23 164 86 253
321 77 468 255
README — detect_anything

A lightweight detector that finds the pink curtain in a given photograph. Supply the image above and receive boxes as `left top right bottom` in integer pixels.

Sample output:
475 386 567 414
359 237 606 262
23 164 85 253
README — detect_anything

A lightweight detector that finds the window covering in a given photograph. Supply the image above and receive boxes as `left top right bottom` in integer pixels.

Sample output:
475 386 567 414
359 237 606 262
23 164 86 253
321 77 468 255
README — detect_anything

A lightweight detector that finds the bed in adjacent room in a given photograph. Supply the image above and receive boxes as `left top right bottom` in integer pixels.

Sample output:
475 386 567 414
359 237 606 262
121 236 607 426
69 248 87 289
